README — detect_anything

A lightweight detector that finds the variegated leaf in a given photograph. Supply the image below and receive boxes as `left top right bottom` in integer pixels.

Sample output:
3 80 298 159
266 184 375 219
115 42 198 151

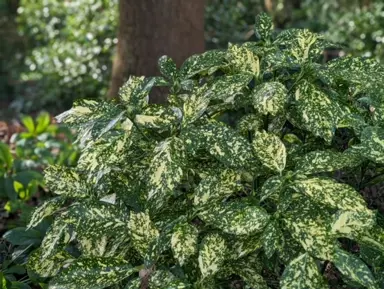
171 222 199 266
262 221 283 259
291 177 368 212
295 149 363 174
40 218 71 260
198 201 269 235
198 233 227 278
135 105 181 130
332 248 377 289
124 277 141 289
147 137 186 210
278 233 304 265
352 126 384 164
27 196 65 229
183 121 258 171
182 85 210 126
44 165 85 198
28 248 72 278
236 113 263 134
284 195 336 260
49 258 137 289
180 50 226 79
253 131 286 173
227 43 260 76
254 12 273 40
193 169 242 206
331 210 376 238
149 270 190 289
260 175 284 202
56 100 123 146
230 253 267 288
118 76 156 111
281 253 327 289
128 211 159 257
227 234 263 260
252 82 287 116
288 81 344 143
77 118 134 183
158 55 178 80
206 74 252 102
66 201 129 239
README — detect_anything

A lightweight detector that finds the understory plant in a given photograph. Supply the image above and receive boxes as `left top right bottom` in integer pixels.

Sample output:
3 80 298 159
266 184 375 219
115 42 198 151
25 14 384 288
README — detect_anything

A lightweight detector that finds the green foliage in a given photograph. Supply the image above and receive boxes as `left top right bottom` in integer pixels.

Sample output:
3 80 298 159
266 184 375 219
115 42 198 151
14 0 118 110
24 14 384 288
0 112 78 224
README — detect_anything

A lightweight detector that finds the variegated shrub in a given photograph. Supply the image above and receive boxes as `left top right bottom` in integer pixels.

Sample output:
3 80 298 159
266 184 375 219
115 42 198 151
26 13 384 289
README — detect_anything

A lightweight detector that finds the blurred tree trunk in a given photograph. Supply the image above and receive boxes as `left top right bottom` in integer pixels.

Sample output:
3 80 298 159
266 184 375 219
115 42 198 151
108 0 206 102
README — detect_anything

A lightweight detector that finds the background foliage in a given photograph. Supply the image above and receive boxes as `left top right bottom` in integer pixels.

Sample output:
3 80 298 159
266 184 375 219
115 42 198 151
1 0 384 116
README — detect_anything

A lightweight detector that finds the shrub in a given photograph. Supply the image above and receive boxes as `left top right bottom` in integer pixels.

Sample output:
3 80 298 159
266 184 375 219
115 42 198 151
24 14 384 288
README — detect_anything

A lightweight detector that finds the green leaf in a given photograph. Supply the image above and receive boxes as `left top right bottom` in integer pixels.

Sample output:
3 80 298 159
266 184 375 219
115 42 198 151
205 74 252 102
28 248 72 278
226 234 263 260
49 258 137 289
35 112 51 134
254 12 273 40
292 177 368 212
180 50 226 79
295 149 363 174
260 175 284 202
27 197 66 229
146 137 186 210
40 218 71 260
236 113 263 134
262 221 282 259
158 55 178 80
332 248 377 289
77 118 134 182
118 76 155 110
198 233 227 278
149 270 190 289
227 43 259 76
135 105 181 130
3 227 41 246
284 195 336 260
182 86 210 126
0 272 10 289
198 201 269 235
183 121 258 171
331 210 376 238
44 166 85 198
281 253 327 289
288 81 344 143
21 115 35 133
193 169 242 206
66 201 129 240
171 222 199 266
352 126 384 164
252 82 287 116
56 100 123 146
253 131 286 173
0 142 13 169
128 211 159 257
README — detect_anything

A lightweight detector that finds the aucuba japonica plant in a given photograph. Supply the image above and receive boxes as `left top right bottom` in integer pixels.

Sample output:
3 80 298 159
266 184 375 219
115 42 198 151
25 13 384 288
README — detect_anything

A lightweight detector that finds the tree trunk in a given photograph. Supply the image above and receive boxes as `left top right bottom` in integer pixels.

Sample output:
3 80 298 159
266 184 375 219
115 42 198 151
108 0 206 102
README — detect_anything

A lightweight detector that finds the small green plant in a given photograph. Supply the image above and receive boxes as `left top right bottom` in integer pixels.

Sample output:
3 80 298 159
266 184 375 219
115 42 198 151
24 14 384 288
1 112 78 225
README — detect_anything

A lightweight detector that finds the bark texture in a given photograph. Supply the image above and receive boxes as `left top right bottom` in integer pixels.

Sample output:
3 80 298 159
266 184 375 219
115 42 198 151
108 0 206 102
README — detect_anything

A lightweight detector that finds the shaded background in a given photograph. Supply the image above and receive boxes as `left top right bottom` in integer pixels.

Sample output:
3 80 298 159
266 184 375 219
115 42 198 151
1 0 383 119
